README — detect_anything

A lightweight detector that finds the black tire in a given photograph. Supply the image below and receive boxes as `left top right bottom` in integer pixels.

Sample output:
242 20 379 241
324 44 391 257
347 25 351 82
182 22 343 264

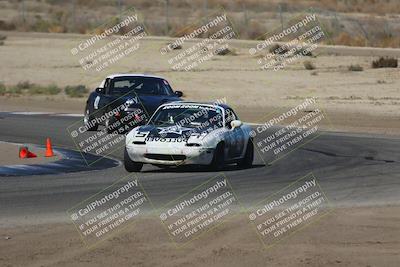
210 142 225 170
237 139 254 169
104 116 114 134
104 108 118 134
105 111 125 134
84 106 98 131
124 148 143 172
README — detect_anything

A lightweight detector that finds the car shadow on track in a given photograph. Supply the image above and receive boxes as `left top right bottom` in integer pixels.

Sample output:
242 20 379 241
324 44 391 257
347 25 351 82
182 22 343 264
141 164 265 173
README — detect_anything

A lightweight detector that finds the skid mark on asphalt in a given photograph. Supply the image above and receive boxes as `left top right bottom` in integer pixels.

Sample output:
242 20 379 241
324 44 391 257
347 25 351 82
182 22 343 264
301 148 398 164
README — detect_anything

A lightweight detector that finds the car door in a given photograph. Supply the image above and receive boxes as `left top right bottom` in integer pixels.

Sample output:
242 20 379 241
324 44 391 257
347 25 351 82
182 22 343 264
137 94 173 115
224 108 245 159
92 78 118 121
92 78 109 111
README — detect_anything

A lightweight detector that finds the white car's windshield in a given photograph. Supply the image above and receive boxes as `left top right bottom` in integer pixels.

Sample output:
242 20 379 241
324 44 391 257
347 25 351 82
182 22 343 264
149 104 224 128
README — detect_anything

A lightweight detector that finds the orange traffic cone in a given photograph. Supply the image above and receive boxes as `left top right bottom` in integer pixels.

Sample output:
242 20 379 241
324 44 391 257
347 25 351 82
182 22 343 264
45 138 55 157
27 150 37 158
19 146 28 158
19 146 37 158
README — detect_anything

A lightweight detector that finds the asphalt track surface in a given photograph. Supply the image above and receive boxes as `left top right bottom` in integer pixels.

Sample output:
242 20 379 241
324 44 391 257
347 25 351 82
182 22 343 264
1 112 400 226
0 146 119 176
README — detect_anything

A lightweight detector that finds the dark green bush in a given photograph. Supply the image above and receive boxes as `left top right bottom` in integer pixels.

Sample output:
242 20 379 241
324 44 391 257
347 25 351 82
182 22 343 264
16 81 35 90
372 57 398 68
65 85 89 97
303 60 316 70
348 64 364 71
29 84 61 95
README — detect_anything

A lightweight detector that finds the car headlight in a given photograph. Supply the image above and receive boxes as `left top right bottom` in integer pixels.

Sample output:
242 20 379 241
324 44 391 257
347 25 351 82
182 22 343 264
186 143 201 147
186 132 208 147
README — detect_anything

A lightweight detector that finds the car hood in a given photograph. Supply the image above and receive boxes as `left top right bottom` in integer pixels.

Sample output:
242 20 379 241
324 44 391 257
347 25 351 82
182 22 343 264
115 94 181 110
136 124 208 140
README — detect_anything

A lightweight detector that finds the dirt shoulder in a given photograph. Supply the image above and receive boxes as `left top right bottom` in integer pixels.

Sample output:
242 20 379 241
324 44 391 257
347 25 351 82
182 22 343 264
0 206 399 267
0 96 85 114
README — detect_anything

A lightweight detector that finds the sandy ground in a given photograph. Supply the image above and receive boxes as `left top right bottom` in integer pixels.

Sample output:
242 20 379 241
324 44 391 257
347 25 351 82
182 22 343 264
0 206 399 267
0 31 399 136
0 141 60 166
0 96 86 114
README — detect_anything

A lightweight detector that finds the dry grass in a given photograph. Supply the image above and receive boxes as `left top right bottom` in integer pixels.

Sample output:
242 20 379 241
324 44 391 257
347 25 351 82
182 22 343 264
334 32 367 47
0 1 400 48
0 81 89 97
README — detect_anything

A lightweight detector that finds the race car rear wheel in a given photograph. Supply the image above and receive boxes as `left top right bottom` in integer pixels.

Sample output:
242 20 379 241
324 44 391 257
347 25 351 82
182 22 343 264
124 148 143 172
237 139 254 169
84 106 98 131
210 142 225 170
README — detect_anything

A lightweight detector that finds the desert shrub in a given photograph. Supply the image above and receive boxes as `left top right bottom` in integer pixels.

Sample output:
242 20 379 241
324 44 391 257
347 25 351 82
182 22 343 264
348 64 363 71
7 86 22 95
269 44 288 55
0 20 16 31
4 82 62 95
372 57 398 68
0 82 6 95
215 47 236 56
0 41 4 46
166 42 182 50
16 81 35 90
0 34 6 41
30 18 52 32
65 85 89 97
29 84 61 95
303 60 316 70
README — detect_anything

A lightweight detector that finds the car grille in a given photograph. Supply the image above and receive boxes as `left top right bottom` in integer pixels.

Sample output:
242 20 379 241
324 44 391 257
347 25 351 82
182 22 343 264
144 154 186 161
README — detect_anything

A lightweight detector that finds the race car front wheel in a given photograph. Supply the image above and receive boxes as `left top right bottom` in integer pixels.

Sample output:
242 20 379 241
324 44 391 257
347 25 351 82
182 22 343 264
84 106 98 131
210 142 225 170
237 139 254 169
124 148 143 172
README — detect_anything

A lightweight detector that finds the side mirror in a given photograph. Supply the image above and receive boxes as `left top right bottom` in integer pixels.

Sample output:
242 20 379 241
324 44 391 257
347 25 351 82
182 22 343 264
175 91 183 97
95 87 104 94
230 120 243 129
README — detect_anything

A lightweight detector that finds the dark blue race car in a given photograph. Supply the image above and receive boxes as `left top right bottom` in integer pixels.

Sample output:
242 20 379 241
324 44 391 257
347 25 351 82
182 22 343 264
84 74 183 133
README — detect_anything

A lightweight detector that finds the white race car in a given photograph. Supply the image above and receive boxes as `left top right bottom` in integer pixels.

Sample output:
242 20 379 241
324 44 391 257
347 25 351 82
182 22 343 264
124 101 254 172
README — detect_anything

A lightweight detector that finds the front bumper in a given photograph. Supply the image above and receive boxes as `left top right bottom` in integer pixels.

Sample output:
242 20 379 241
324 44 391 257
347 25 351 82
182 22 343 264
126 144 214 166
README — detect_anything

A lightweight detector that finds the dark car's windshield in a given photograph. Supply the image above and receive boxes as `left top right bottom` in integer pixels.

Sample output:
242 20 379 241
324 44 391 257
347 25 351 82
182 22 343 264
109 76 174 96
149 104 224 128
